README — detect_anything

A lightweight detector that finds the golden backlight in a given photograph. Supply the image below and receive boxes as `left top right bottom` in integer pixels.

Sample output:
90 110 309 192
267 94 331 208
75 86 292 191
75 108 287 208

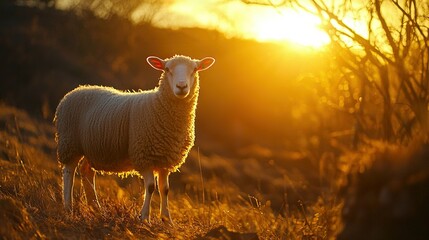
149 0 331 48
249 8 330 47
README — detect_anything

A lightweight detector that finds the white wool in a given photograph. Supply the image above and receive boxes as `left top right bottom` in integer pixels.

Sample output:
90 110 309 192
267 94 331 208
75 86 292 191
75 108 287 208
55 55 215 222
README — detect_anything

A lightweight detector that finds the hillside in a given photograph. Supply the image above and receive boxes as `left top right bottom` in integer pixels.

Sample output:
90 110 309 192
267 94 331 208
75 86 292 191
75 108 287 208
0 103 339 239
2 2 429 239
0 1 334 213
0 3 340 239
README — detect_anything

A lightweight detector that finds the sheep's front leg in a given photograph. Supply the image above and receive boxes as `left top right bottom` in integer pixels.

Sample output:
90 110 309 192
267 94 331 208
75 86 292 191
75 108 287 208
158 169 172 223
141 170 155 222
79 157 100 209
63 161 79 211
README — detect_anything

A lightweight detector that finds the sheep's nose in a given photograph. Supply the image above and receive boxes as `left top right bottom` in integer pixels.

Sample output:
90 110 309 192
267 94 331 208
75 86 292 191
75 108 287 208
176 84 188 90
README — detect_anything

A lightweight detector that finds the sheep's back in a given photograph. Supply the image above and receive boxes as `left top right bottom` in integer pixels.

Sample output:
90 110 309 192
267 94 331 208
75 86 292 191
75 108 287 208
56 86 132 170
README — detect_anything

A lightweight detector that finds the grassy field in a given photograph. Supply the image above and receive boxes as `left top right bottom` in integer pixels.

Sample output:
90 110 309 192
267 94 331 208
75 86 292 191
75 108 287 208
0 103 343 239
2 103 428 239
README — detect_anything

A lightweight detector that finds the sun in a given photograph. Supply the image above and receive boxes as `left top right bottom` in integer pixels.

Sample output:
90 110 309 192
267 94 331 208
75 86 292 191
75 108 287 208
249 8 330 48
142 0 331 48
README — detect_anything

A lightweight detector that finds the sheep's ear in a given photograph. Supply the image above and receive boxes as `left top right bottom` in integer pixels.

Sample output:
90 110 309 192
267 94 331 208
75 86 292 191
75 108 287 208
147 56 165 71
196 57 215 71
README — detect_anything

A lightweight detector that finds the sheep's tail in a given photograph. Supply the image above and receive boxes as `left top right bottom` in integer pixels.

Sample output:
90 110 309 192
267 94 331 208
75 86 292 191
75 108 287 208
53 101 62 126
52 114 58 125
53 94 68 143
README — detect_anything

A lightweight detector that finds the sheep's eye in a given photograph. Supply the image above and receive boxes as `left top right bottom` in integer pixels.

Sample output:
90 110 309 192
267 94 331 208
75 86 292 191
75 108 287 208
165 67 170 73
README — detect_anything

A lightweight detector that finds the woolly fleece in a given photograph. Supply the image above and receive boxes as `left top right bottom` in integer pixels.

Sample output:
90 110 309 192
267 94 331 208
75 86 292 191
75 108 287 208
54 56 200 174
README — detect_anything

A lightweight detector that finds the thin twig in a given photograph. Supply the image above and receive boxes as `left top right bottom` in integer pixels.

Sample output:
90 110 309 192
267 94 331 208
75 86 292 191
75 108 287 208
298 200 312 230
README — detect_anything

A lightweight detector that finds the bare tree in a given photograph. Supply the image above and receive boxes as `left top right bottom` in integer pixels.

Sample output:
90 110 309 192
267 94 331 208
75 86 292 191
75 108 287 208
312 0 428 143
244 0 429 143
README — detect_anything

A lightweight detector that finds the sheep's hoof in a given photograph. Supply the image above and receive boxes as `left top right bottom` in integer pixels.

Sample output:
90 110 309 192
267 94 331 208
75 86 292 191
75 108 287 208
88 204 100 212
64 203 73 213
87 200 101 211
139 214 151 224
161 214 174 226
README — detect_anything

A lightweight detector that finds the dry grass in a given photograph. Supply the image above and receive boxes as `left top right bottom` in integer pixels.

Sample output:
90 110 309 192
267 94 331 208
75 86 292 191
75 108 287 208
2 102 428 239
0 103 343 239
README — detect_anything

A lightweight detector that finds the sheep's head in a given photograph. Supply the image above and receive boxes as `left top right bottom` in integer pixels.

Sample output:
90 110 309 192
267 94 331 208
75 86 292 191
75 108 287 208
147 55 215 99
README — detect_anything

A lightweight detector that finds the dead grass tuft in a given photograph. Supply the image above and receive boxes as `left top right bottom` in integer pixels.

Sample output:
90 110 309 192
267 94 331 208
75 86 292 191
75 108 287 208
0 103 342 239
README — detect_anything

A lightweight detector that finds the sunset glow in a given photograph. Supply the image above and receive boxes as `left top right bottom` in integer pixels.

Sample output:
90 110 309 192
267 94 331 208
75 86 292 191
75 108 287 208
249 9 330 47
148 0 331 48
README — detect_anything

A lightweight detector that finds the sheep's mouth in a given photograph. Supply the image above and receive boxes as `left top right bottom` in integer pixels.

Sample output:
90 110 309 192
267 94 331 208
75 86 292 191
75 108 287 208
174 90 189 99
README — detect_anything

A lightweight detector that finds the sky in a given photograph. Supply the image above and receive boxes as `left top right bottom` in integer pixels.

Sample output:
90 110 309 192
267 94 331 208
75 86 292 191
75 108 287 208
136 0 331 47
55 0 392 48
55 0 418 50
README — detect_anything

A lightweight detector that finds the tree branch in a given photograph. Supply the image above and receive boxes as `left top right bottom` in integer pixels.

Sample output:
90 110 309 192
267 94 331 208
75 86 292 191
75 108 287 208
309 0 394 65
375 0 400 61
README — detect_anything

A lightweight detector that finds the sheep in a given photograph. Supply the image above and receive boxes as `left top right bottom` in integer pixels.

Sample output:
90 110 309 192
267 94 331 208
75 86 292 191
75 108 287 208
54 55 215 223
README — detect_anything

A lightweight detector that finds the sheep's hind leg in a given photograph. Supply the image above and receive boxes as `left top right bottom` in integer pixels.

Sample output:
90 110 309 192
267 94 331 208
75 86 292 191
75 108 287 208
63 159 80 211
158 169 172 224
140 170 155 223
79 157 100 209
